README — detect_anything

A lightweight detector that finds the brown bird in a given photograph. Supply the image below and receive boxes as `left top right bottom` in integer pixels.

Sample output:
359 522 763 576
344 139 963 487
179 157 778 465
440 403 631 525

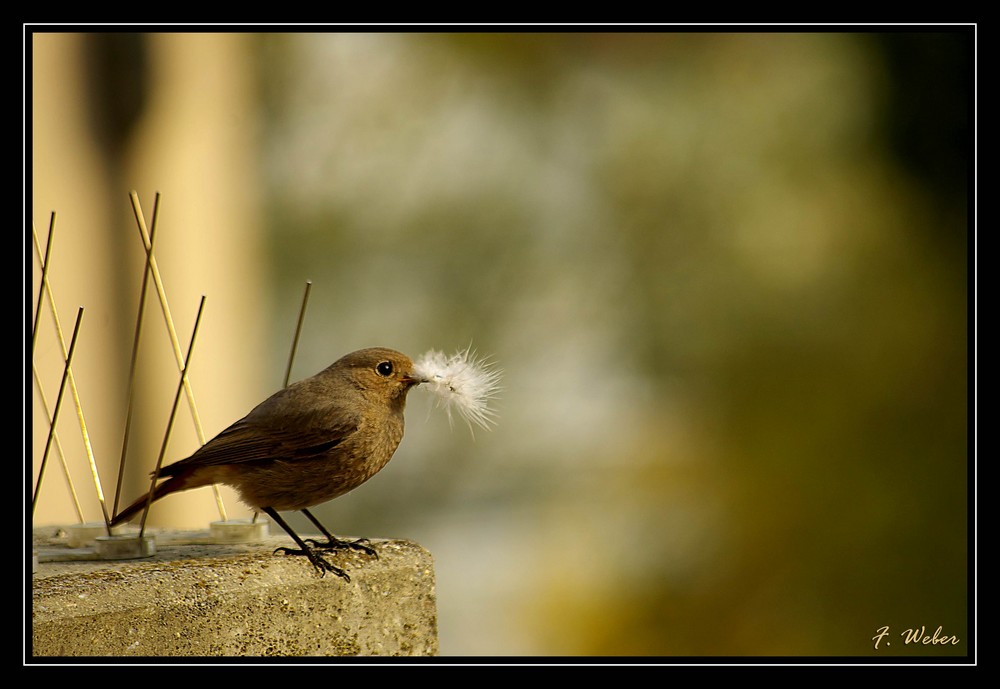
110 347 424 581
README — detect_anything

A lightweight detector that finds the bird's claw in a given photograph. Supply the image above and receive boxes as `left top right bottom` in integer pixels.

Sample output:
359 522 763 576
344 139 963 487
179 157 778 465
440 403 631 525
304 536 378 560
273 546 351 581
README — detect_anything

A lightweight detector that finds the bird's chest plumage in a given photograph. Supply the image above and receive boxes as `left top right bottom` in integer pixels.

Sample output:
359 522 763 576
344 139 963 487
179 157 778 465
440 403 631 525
225 412 406 511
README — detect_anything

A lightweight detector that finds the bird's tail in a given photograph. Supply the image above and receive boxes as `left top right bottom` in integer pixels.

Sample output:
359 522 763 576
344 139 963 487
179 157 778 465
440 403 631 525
110 470 198 527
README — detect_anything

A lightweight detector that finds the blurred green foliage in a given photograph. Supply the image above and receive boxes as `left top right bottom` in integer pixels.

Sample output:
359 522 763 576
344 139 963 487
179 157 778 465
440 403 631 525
254 31 969 656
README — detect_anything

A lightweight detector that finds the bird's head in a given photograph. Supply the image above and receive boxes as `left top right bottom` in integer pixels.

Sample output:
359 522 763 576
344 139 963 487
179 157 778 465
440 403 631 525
335 347 425 405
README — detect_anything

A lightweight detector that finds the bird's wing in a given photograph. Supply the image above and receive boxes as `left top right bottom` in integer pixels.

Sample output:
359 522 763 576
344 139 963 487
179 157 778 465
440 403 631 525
160 402 360 474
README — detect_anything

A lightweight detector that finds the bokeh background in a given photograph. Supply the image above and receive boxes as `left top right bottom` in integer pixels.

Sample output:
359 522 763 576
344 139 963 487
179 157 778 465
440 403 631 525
30 31 971 657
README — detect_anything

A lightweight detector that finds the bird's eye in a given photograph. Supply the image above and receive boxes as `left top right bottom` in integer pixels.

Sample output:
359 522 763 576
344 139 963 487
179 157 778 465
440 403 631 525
376 361 394 377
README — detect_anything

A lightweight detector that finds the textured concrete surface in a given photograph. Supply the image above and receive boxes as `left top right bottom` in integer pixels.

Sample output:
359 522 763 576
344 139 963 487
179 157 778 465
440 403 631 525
30 526 438 657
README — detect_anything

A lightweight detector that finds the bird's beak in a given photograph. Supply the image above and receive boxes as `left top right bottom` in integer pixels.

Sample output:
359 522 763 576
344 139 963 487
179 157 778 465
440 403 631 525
403 373 426 386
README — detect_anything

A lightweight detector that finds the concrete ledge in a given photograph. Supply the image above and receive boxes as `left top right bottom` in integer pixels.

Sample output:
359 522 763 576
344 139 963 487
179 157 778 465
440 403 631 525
31 528 438 657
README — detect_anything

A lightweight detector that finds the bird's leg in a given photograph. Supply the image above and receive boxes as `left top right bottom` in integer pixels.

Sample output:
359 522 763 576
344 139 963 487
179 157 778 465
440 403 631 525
263 507 352 581
300 508 378 559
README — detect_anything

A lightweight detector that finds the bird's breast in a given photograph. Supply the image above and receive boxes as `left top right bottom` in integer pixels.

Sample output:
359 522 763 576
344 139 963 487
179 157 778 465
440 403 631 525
224 414 406 512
